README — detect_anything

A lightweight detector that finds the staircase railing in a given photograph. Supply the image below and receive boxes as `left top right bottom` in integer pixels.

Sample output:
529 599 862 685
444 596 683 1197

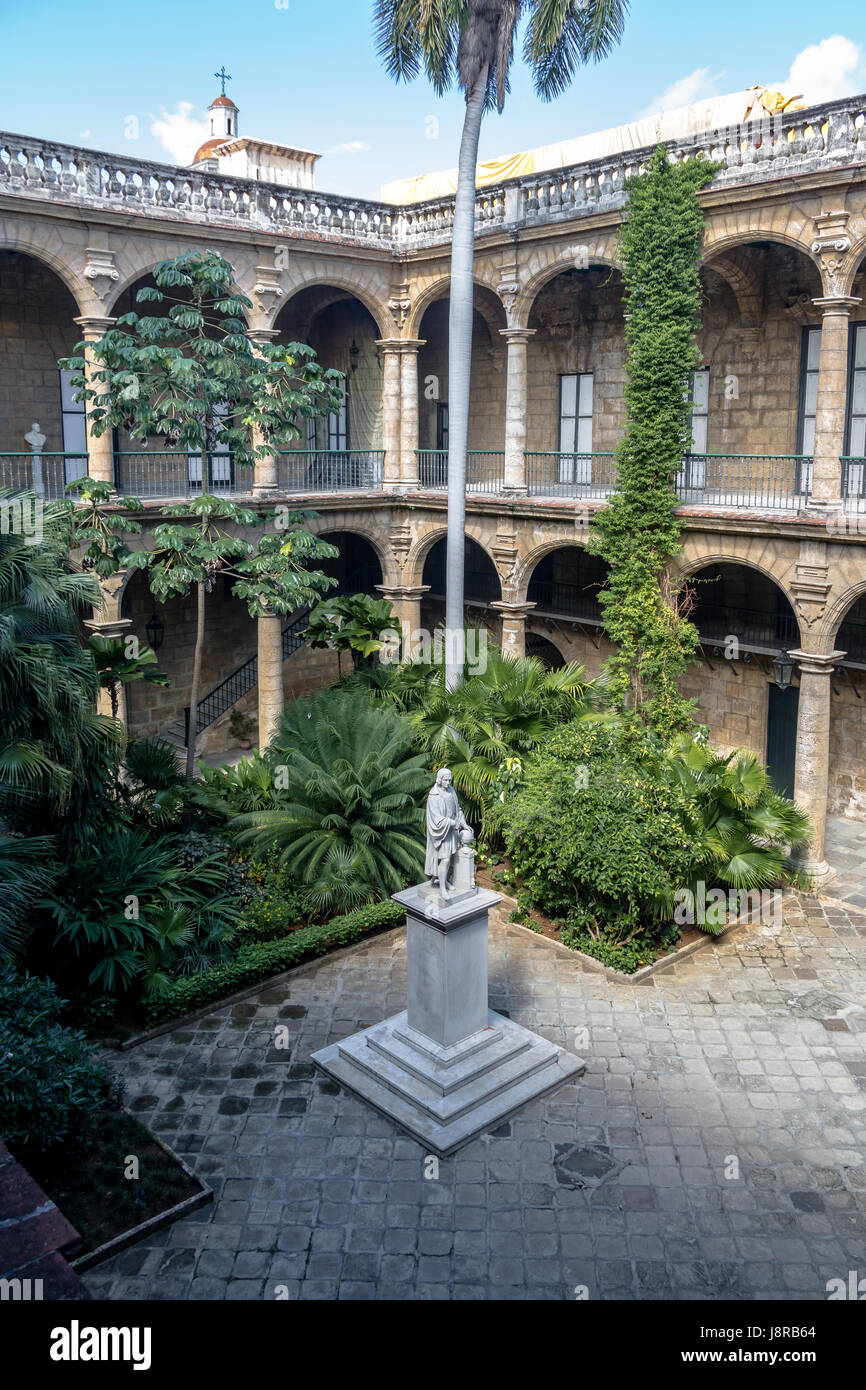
184 607 310 745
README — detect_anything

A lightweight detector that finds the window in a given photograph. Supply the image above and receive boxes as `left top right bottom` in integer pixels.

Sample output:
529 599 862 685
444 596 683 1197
436 402 449 451
681 369 710 489
188 404 233 491
558 373 593 483
845 323 866 498
59 369 88 482
328 387 347 451
797 326 821 494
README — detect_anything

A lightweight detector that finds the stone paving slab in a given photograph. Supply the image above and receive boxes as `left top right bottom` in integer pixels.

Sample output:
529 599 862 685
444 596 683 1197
85 895 866 1302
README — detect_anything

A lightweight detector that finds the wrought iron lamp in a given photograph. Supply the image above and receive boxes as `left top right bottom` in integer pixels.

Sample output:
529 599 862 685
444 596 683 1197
772 650 794 691
146 611 165 653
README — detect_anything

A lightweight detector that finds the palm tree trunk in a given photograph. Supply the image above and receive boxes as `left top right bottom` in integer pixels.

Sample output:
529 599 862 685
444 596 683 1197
186 579 206 784
445 65 488 691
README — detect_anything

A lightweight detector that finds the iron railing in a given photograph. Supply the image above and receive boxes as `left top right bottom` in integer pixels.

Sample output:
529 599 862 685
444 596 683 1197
276 450 383 492
526 452 616 499
675 454 812 510
525 578 604 623
842 457 866 512
114 451 252 499
0 452 89 498
184 607 311 744
692 602 800 653
416 450 506 493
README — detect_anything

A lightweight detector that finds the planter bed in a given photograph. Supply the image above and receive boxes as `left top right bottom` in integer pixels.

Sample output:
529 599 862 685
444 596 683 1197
13 1109 211 1273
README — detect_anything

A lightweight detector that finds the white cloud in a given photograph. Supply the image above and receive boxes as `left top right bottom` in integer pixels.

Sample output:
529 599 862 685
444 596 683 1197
328 140 372 154
149 102 209 165
639 67 724 119
777 35 863 105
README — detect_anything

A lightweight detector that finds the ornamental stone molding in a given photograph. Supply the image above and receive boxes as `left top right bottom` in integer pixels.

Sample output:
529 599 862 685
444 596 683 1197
82 247 119 301
251 266 284 318
811 210 853 295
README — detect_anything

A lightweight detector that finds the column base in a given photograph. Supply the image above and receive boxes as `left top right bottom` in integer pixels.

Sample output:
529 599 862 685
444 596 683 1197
802 496 844 518
313 1009 584 1158
793 858 837 891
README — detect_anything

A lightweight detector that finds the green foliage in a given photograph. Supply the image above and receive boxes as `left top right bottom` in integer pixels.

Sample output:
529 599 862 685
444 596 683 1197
193 753 277 816
87 632 169 720
0 969 122 1152
374 0 629 110
144 899 405 1026
588 147 721 736
559 922 680 974
61 476 149 579
62 249 344 463
306 592 396 672
0 492 121 838
231 687 429 911
493 720 700 934
0 835 59 964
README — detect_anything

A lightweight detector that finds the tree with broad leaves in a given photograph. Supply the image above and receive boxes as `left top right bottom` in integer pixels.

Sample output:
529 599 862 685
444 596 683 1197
145 495 338 782
373 0 629 688
305 593 397 676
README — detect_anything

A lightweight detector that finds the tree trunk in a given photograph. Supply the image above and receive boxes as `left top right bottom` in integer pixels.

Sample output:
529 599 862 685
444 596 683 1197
186 579 206 784
445 67 488 691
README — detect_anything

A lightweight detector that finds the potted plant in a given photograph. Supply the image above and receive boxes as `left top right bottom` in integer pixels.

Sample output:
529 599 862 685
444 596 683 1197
229 709 256 750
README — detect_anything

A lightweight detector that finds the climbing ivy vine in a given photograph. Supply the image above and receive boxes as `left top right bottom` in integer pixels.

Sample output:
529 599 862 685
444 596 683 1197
588 146 721 738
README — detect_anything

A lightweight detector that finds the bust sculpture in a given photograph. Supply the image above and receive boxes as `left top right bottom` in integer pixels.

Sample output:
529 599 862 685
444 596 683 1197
425 768 474 900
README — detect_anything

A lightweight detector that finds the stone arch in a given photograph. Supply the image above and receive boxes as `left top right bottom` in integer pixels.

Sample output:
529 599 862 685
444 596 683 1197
678 555 803 654
513 536 597 603
701 223 823 283
0 226 90 313
311 523 389 590
820 577 866 657
675 535 799 609
106 251 254 324
405 521 501 590
275 271 390 339
406 275 506 339
843 233 866 298
512 242 620 330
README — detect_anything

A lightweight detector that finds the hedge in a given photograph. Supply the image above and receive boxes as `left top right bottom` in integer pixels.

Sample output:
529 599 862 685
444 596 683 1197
144 899 405 1027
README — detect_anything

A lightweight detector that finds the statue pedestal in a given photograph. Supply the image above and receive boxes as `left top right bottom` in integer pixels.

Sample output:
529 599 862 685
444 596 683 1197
312 883 585 1157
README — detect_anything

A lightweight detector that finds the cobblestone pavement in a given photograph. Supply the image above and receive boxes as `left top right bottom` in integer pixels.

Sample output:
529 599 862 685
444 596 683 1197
826 817 866 911
86 896 866 1302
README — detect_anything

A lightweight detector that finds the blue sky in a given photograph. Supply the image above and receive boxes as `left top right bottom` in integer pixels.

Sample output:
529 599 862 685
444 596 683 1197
2 0 864 197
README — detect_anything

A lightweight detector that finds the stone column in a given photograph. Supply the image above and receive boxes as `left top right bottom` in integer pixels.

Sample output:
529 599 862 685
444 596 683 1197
790 648 845 885
808 296 861 510
399 340 425 490
376 583 430 657
257 609 284 751
490 600 536 659
376 340 403 490
500 328 535 494
83 596 133 725
247 327 281 496
73 315 116 486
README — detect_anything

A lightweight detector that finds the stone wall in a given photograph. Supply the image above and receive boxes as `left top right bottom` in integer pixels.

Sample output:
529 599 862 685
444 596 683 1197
417 301 507 452
0 250 78 454
829 667 866 817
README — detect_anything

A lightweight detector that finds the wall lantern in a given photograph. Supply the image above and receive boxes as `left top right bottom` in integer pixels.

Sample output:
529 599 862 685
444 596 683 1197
772 650 794 691
349 338 360 373
146 611 165 653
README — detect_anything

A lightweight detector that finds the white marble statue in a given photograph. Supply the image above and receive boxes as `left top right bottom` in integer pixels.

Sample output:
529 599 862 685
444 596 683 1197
425 768 473 899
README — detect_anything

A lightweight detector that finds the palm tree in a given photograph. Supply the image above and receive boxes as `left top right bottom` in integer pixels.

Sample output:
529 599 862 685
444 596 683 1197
231 687 429 910
374 0 629 687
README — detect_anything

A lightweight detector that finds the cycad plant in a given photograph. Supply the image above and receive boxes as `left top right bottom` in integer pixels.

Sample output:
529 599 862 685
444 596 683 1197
231 687 429 910
374 0 628 685
665 734 813 923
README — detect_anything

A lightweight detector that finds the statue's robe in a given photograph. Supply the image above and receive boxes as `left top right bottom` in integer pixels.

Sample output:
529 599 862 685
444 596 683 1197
425 785 469 878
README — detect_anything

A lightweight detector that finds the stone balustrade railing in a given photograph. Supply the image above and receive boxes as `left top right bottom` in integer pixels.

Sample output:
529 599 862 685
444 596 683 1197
1 95 864 249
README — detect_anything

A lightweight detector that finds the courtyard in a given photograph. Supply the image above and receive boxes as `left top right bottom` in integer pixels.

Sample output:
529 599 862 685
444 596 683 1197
83 897 866 1303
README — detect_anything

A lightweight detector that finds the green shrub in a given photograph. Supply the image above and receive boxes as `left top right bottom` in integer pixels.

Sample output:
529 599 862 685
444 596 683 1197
144 899 405 1026
560 920 681 973
493 721 699 935
0 969 122 1153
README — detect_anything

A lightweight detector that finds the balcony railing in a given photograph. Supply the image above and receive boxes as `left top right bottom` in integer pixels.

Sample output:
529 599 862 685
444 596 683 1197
842 457 866 512
526 452 616 499
276 450 383 492
675 454 812 510
0 452 89 498
2 93 864 247
525 578 603 624
693 602 801 654
417 450 505 493
114 451 253 498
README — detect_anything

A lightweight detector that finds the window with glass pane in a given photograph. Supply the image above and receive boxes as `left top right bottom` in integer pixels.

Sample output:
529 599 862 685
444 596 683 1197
559 374 593 482
847 323 866 458
59 369 88 482
689 369 709 453
798 326 822 455
436 402 449 450
328 388 348 451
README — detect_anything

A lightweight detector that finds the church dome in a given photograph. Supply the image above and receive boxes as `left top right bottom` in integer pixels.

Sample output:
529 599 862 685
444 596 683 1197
192 136 226 164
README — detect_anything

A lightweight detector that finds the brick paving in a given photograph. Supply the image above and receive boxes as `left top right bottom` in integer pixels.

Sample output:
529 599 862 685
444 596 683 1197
85 896 866 1302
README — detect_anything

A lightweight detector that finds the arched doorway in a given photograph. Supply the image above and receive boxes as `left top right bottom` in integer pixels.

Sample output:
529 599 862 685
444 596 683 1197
525 632 565 670
524 544 613 678
0 249 84 496
685 562 800 794
420 535 501 635
416 284 507 489
317 532 383 597
274 286 384 490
